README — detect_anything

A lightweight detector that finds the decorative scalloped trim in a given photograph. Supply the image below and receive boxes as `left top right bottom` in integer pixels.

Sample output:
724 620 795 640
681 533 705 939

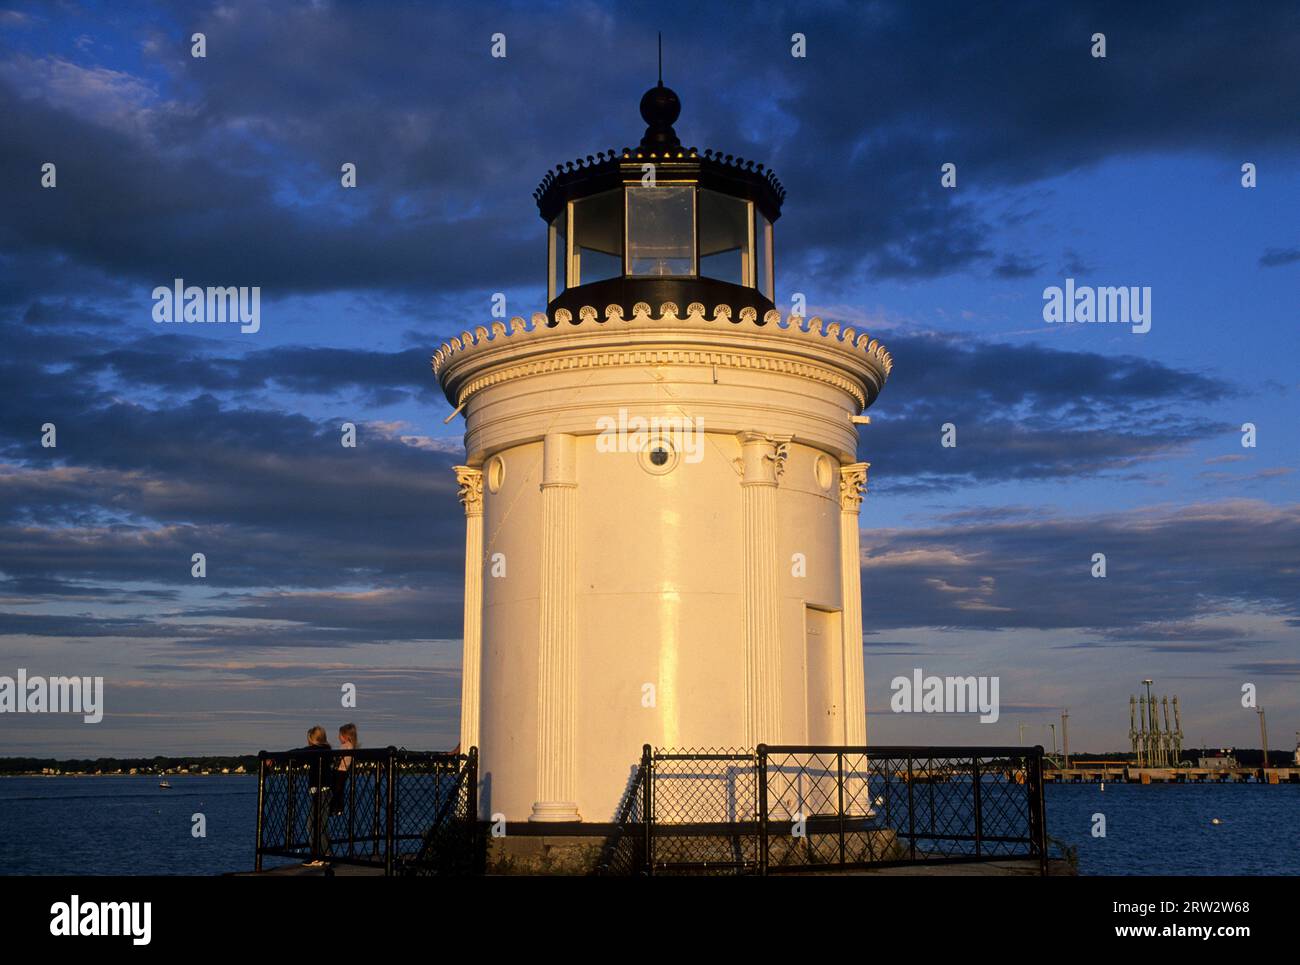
430 304 894 381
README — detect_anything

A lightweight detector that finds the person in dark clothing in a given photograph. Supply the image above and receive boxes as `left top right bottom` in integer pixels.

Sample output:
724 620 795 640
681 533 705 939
299 725 332 866
329 723 357 817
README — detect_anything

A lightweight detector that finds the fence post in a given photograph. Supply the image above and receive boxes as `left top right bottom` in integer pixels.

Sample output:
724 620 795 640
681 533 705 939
837 750 846 867
1029 746 1047 876
371 756 382 858
906 755 916 861
285 757 297 852
467 746 480 873
308 754 321 863
757 744 769 876
384 746 397 876
467 746 479 822
641 744 653 876
254 752 266 872
972 756 982 858
344 756 355 860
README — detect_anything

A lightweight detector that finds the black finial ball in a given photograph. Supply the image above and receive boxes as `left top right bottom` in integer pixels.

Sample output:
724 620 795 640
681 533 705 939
640 84 681 129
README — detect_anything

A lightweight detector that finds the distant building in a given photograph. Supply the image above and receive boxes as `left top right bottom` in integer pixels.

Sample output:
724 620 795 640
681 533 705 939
1198 749 1238 770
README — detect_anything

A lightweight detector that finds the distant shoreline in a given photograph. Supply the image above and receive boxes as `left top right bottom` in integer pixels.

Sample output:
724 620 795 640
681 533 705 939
0 754 259 777
1 771 254 778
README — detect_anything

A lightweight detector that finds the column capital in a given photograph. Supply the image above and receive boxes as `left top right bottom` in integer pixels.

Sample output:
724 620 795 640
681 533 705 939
453 465 484 516
542 432 577 486
839 462 870 512
737 431 793 485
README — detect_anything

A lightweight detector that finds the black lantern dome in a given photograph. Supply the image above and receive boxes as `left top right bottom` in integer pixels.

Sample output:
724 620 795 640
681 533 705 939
534 83 785 320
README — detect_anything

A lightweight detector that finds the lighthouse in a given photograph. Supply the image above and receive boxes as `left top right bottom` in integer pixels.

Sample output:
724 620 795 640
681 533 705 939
433 79 892 827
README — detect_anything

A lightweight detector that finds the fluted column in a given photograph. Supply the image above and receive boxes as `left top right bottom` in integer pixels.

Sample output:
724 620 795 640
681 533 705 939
738 431 788 747
532 433 580 822
453 466 484 753
839 463 869 746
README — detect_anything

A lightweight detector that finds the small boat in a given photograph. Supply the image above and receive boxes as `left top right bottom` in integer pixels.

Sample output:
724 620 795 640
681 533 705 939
158 781 172 789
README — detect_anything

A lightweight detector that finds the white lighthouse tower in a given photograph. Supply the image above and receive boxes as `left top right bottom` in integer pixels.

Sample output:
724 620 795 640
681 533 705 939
434 81 891 830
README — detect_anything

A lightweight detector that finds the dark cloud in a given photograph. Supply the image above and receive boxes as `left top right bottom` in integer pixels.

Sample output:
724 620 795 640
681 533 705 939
992 255 1043 279
2 0 1297 301
0 318 1264 655
858 500 1300 637
861 331 1233 492
0 584 462 648
194 586 463 646
0 575 180 603
741 0 1300 285
0 305 1234 520
1060 249 1097 276
0 612 174 638
1259 247 1300 268
1228 660 1300 677
0 416 466 588
73 338 444 406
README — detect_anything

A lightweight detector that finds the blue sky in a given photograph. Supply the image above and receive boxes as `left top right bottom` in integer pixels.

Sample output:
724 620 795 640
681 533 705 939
0 0 1297 758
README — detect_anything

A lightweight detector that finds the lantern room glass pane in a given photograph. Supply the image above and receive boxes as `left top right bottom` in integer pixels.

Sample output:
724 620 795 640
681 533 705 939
572 190 623 285
700 190 751 286
757 213 774 300
549 211 567 300
626 186 695 276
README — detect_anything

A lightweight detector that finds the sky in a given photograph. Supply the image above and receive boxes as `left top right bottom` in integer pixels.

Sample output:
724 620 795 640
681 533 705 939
0 0 1296 758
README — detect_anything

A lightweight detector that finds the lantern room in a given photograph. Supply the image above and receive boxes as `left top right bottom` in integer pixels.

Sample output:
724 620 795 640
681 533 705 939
534 80 785 319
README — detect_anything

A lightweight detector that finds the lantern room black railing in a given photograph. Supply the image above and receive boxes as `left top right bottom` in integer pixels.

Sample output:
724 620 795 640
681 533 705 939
254 746 478 875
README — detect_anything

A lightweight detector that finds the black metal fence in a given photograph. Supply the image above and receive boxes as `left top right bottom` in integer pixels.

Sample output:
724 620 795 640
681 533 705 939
759 745 1047 874
593 756 647 875
600 744 1047 876
645 747 760 875
255 743 1045 876
254 746 478 875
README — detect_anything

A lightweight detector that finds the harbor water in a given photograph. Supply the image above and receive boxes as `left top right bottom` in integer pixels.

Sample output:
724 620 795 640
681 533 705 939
0 775 1296 875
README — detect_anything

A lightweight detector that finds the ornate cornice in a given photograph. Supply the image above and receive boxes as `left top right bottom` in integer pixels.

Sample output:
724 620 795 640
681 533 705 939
455 346 869 409
433 303 893 376
432 302 893 411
